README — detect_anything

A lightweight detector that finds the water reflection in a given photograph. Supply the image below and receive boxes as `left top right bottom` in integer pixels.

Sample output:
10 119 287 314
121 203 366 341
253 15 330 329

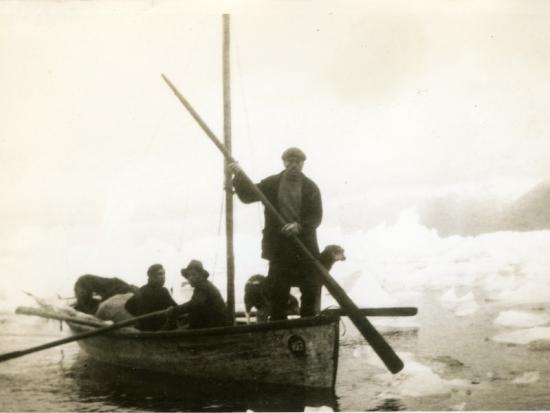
68 352 339 412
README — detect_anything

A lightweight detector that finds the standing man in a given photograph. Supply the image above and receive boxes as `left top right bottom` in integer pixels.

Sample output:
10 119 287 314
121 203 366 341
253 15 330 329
228 147 323 320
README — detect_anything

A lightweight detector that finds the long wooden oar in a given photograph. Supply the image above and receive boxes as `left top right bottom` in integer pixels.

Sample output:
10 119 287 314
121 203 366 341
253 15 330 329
161 74 404 374
235 306 418 319
0 309 169 363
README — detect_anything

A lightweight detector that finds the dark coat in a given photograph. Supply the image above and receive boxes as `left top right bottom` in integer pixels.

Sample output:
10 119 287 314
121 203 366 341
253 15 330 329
175 279 230 329
125 284 177 331
233 171 322 264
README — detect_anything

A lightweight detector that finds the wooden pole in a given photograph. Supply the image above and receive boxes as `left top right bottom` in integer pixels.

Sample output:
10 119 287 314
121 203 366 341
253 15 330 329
223 14 235 323
160 75 404 374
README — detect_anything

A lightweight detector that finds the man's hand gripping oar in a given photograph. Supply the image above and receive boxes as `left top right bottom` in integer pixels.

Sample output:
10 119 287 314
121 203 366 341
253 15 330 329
161 74 404 374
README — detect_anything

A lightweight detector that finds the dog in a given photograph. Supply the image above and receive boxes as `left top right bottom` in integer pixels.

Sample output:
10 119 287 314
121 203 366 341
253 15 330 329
318 244 346 270
244 274 300 324
73 274 138 315
244 244 346 323
314 244 346 312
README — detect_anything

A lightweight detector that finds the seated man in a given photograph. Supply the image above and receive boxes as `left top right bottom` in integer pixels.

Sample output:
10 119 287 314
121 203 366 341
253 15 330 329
124 264 177 331
73 274 138 315
170 260 231 329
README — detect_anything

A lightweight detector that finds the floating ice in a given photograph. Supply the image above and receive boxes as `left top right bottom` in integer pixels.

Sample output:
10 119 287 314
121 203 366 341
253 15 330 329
439 288 461 307
323 270 397 309
454 292 478 317
395 365 469 398
304 406 333 412
512 371 540 384
372 353 469 398
493 327 550 345
439 289 478 316
450 402 467 411
494 310 549 328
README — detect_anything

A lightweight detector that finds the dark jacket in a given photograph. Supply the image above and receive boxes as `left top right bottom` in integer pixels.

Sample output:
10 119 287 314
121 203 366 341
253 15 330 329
125 284 177 331
233 171 322 263
175 280 230 329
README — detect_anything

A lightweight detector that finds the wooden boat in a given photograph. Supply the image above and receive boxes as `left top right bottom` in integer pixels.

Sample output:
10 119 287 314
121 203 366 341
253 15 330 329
4 14 408 389
67 314 340 389
10 303 412 389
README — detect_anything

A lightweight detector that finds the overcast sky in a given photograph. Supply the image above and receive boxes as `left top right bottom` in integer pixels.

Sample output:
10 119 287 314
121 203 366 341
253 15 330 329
0 0 550 299
2 1 550 292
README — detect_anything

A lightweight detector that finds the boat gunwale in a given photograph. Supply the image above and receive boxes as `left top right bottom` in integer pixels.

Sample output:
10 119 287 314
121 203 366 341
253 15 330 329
67 313 340 339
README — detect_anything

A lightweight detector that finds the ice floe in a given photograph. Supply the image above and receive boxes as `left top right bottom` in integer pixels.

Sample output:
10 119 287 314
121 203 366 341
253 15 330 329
367 352 469 398
512 371 540 384
494 310 550 328
449 401 467 411
304 406 333 412
439 289 478 317
492 326 550 345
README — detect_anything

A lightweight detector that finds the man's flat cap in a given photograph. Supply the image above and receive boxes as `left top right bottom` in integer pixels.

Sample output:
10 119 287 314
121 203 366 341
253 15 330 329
281 147 306 161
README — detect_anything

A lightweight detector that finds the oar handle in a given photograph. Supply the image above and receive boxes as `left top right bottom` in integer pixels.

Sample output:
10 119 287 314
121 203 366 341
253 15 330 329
236 307 417 318
0 309 169 363
161 75 404 374
322 307 418 317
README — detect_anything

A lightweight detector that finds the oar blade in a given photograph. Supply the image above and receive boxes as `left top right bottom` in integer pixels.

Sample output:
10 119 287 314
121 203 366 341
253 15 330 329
312 260 405 374
349 312 404 373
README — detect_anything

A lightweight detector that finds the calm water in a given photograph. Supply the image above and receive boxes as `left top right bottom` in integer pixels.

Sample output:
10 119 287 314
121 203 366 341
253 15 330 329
1 292 550 411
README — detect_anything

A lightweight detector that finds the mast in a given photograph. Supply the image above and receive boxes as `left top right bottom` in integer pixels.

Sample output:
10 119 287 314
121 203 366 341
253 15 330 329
223 14 235 323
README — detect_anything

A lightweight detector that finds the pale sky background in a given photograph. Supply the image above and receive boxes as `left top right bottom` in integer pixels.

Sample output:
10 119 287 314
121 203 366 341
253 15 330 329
1 0 550 298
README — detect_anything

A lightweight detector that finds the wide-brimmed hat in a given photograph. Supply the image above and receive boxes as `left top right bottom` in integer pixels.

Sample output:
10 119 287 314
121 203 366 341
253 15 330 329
180 260 209 279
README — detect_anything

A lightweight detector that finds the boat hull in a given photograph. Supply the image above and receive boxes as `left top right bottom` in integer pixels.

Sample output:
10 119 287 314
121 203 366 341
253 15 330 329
68 316 340 389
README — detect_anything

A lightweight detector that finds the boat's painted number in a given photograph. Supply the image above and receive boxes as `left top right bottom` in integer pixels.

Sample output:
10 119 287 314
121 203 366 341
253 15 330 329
288 335 306 356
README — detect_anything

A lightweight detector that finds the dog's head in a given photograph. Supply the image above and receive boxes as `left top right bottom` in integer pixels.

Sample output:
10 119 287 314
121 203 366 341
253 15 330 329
322 244 346 262
246 274 267 286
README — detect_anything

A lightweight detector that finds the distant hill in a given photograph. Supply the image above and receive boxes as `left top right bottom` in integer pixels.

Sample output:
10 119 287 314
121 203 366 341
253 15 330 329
418 193 504 236
504 181 550 231
419 181 550 236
